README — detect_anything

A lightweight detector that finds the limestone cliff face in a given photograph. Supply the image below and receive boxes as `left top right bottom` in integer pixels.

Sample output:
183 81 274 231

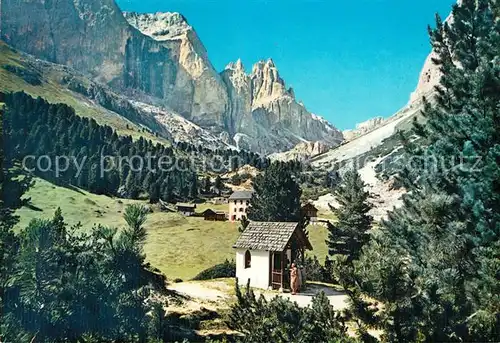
409 52 442 104
221 58 343 153
1 0 176 94
124 12 229 128
1 1 343 154
220 59 253 136
409 5 458 104
126 13 343 153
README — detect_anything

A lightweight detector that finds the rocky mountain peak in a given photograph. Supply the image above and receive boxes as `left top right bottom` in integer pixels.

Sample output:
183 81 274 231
409 5 457 105
250 59 290 106
1 0 343 154
124 11 191 41
124 10 211 70
409 51 442 104
235 58 245 71
225 58 246 73
251 58 279 76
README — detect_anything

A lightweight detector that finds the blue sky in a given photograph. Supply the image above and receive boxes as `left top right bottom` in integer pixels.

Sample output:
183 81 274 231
117 0 455 130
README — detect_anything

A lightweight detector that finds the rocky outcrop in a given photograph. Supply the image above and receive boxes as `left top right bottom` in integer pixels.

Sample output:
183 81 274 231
343 117 385 141
124 11 343 153
1 0 183 97
127 11 344 153
409 52 442 104
1 1 343 154
269 141 331 162
124 12 229 128
220 59 253 137
409 4 459 104
0 0 180 99
221 58 344 153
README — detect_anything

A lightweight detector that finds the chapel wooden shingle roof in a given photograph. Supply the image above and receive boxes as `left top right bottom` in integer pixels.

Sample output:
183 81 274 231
233 222 313 252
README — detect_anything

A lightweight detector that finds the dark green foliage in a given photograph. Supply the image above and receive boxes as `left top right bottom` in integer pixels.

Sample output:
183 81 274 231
2 64 42 85
1 205 169 342
0 104 33 228
332 256 380 343
303 255 334 284
355 1 500 341
230 173 242 186
188 172 198 199
192 259 236 281
238 216 249 233
2 92 269 202
214 175 223 195
326 169 372 263
321 169 377 342
0 103 33 338
247 161 302 222
227 281 355 343
202 176 211 194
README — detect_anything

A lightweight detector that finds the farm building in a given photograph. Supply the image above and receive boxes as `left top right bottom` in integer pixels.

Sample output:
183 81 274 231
228 190 253 222
202 209 226 221
301 203 319 222
233 222 312 290
175 203 196 216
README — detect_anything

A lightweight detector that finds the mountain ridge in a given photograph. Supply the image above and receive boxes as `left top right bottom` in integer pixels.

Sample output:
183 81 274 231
0 1 343 154
125 11 344 153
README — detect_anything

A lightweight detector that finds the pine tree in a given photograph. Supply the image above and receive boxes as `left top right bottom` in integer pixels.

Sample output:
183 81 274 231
247 162 302 222
214 175 223 195
202 176 211 194
227 281 352 343
125 172 139 199
0 102 33 334
2 207 167 341
142 171 153 192
149 181 161 204
238 216 250 233
356 1 500 341
326 168 372 263
188 173 198 199
161 177 173 203
322 169 377 341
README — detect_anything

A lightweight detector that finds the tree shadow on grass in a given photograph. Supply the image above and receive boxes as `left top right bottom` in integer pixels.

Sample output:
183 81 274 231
24 203 43 212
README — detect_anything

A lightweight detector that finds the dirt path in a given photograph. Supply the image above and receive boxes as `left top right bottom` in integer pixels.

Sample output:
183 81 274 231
256 283 348 310
168 280 231 302
168 280 348 310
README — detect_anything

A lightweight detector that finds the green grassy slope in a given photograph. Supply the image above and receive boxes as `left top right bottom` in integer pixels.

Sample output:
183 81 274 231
17 179 331 280
0 41 169 145
15 178 141 231
306 224 330 262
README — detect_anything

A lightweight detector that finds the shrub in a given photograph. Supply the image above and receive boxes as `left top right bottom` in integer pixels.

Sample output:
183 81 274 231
304 255 334 284
227 281 355 343
192 259 236 280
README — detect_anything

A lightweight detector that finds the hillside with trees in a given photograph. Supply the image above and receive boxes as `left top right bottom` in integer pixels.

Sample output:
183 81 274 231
3 92 268 203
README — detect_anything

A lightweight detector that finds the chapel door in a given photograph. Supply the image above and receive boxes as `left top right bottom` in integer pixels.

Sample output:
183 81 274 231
270 251 284 290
